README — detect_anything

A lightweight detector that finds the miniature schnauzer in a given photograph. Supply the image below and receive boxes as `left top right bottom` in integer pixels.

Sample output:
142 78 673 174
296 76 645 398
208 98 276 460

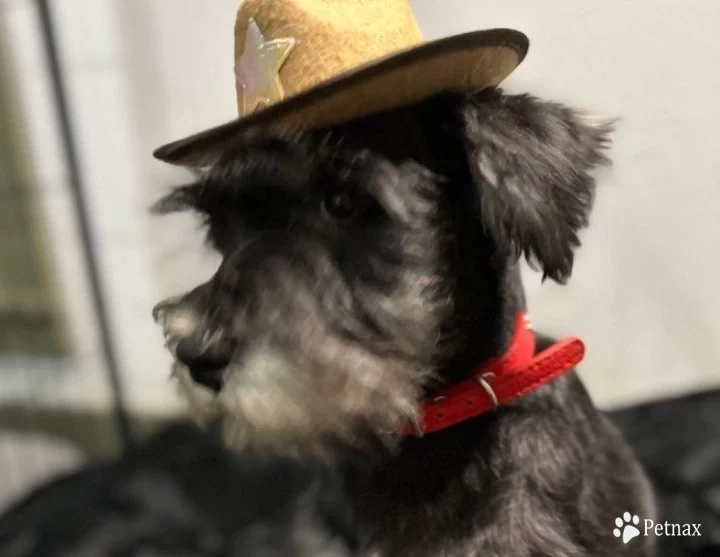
153 88 656 556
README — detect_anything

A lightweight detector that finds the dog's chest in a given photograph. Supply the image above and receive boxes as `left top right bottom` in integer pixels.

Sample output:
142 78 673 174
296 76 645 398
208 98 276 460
347 376 654 557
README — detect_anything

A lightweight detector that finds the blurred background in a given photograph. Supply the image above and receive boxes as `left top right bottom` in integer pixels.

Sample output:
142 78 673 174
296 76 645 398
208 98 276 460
0 0 718 512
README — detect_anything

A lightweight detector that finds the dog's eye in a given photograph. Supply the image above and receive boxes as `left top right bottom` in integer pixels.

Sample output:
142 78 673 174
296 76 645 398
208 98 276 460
322 187 360 221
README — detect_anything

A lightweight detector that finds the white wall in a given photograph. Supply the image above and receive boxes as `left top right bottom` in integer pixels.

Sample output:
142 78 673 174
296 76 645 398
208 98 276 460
411 0 720 406
2 0 718 415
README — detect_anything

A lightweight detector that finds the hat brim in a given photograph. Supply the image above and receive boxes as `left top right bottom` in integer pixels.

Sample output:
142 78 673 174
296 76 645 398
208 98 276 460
154 28 528 167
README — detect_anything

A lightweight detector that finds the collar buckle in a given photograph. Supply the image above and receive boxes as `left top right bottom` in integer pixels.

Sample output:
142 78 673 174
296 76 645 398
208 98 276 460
475 372 499 409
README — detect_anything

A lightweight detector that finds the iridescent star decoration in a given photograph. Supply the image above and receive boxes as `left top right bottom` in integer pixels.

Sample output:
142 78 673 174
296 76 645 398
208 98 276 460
235 18 296 116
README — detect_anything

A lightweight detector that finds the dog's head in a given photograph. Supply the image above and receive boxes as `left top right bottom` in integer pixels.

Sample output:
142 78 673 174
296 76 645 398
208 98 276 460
152 89 612 457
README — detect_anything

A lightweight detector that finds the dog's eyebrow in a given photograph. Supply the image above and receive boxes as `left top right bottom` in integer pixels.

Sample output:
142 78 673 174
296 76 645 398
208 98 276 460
152 134 343 217
151 182 204 215
152 157 313 218
152 154 263 216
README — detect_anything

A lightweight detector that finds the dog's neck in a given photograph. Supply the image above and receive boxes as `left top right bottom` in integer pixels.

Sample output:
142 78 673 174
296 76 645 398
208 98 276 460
436 248 527 390
344 261 543 553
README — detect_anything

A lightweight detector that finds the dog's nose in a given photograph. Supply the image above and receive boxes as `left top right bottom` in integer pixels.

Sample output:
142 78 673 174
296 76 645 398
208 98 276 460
176 336 236 392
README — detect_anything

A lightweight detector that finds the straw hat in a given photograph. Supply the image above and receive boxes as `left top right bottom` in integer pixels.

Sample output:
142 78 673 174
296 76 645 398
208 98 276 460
153 0 528 167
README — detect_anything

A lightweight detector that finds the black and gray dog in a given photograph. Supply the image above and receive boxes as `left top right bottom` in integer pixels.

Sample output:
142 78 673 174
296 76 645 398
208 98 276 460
152 88 656 556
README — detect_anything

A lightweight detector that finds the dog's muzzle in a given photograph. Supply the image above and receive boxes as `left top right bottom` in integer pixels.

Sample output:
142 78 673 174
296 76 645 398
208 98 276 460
153 300 237 393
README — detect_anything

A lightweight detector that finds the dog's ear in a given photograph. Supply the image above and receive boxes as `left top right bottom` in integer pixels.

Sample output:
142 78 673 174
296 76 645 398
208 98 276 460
459 88 613 283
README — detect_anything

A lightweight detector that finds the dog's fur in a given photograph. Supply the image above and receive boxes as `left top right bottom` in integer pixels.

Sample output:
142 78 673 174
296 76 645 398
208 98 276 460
153 88 656 556
0 424 357 557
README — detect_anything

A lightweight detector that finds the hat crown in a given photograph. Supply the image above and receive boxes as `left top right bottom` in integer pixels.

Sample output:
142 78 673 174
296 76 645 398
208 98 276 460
153 0 527 167
234 0 423 116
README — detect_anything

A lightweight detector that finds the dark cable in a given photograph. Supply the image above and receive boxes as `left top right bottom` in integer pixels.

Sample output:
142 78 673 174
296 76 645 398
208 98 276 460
34 0 134 449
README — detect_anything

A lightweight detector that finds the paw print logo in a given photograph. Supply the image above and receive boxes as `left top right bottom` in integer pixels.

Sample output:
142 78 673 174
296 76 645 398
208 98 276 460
614 512 641 544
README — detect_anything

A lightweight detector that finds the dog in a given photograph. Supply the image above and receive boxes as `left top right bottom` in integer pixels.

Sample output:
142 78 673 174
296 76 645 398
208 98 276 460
152 88 656 556
0 424 358 557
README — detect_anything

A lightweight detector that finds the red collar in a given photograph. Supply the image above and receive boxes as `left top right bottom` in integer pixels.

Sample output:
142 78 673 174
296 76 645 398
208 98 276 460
402 312 585 437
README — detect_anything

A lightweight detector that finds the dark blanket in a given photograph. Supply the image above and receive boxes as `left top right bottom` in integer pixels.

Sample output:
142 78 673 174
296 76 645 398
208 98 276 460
0 424 357 557
0 390 717 557
610 389 720 557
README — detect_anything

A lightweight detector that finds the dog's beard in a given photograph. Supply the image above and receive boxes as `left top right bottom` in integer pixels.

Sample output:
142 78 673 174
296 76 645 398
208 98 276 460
165 272 449 458
172 324 426 459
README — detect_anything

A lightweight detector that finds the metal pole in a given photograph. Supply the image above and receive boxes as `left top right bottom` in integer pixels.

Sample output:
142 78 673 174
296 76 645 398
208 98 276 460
34 0 134 449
